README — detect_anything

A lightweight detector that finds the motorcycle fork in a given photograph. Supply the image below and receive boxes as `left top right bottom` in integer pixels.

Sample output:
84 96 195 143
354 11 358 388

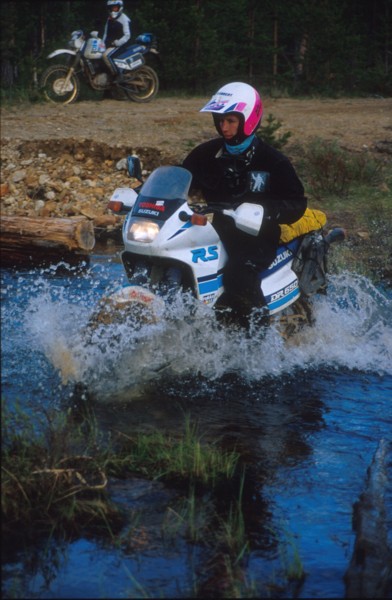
63 55 80 87
132 263 182 293
124 259 184 297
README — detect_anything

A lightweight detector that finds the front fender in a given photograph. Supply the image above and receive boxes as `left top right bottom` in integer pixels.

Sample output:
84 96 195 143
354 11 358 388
47 49 76 59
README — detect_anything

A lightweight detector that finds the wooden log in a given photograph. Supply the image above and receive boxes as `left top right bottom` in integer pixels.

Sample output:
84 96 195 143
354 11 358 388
1 215 95 251
0 215 95 266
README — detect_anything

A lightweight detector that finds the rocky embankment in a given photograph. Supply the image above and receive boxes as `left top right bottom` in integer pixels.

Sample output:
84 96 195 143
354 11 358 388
0 138 169 244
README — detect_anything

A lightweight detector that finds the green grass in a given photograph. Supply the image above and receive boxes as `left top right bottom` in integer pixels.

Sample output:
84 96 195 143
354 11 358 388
105 415 240 487
1 402 240 541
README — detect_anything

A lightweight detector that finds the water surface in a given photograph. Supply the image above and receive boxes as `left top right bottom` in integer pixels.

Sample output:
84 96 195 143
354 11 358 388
1 251 391 598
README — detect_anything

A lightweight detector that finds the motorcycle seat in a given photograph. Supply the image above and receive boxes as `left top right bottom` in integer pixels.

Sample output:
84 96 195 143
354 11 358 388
279 208 327 243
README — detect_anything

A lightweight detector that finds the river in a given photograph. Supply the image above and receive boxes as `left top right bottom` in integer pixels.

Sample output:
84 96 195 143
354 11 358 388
1 248 391 599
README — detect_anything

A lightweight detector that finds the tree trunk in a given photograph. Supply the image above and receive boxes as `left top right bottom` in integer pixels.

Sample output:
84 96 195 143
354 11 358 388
247 1 256 82
273 12 278 85
0 216 95 266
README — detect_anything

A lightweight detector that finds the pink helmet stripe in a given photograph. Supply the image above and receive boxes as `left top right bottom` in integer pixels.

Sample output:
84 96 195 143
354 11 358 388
235 102 247 111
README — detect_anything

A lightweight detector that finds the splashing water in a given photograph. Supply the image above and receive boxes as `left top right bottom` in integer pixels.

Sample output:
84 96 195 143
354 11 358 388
282 272 392 375
2 262 391 404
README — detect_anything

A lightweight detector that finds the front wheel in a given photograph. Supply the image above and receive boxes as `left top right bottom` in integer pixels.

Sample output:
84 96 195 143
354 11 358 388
40 65 80 105
276 296 314 339
121 66 159 103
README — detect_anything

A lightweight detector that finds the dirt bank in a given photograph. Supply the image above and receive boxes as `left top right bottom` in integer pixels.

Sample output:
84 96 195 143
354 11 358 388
2 96 392 159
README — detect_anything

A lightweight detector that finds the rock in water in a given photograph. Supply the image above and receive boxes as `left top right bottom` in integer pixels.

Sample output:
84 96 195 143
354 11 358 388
344 439 392 598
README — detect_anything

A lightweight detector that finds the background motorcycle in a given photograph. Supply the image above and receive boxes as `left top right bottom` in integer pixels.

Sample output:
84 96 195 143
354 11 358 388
40 30 159 104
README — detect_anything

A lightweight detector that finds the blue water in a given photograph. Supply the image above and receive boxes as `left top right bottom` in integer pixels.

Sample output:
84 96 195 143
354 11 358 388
1 252 391 598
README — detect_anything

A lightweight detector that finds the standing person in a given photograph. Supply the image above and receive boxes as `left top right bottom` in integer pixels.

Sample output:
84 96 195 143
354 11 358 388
102 0 131 77
182 82 307 324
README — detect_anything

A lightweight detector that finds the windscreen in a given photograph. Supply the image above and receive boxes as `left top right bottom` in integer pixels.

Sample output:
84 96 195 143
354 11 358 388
139 166 192 201
131 166 192 220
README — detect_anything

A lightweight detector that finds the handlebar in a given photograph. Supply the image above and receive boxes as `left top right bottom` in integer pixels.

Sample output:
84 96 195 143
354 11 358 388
186 201 264 236
188 202 238 214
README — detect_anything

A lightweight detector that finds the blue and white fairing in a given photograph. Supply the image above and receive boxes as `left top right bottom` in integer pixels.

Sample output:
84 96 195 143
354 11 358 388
120 166 300 314
112 33 158 72
260 239 301 314
122 166 227 306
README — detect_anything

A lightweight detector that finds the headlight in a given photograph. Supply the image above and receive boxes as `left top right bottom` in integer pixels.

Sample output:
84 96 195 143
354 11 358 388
68 38 83 50
127 220 160 243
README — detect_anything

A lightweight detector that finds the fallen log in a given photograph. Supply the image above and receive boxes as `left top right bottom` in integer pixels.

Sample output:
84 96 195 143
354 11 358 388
1 215 95 251
0 215 95 266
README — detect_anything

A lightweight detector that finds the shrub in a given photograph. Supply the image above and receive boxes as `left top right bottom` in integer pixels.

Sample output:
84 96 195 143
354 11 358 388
257 113 292 150
297 138 383 199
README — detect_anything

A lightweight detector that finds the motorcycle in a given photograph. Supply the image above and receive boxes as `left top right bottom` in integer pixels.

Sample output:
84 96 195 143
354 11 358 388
93 157 346 336
40 30 159 104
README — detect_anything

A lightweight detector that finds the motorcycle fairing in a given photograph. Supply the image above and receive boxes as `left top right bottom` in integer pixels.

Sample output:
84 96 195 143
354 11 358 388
115 44 147 58
175 236 227 304
114 54 144 72
261 239 299 277
197 269 225 304
191 238 299 310
263 272 300 314
113 44 149 72
168 221 193 240
132 196 184 220
261 240 300 314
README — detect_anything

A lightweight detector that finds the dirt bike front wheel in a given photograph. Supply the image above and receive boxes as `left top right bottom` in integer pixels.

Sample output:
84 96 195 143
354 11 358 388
121 66 159 103
275 296 314 339
40 65 80 105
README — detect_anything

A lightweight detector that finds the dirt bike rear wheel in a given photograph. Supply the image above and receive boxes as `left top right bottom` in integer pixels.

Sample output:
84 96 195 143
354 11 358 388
40 65 80 105
122 66 159 103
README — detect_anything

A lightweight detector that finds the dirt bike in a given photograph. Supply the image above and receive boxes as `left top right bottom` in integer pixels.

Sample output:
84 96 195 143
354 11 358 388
40 30 159 104
93 157 345 336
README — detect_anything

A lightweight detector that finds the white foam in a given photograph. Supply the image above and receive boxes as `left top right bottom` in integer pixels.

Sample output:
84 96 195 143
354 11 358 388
20 270 392 399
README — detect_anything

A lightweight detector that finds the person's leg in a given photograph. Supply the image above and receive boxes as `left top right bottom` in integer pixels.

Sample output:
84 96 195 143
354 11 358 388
102 47 117 75
215 220 280 328
223 258 265 311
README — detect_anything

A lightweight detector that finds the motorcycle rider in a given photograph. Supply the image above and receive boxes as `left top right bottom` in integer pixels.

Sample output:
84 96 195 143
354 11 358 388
102 0 131 77
182 82 307 324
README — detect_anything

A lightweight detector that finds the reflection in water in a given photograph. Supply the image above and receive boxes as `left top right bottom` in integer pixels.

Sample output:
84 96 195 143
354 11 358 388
1 257 391 598
85 370 328 573
87 372 325 475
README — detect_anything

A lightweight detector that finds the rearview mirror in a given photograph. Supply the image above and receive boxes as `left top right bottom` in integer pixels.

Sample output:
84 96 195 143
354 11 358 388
127 155 143 182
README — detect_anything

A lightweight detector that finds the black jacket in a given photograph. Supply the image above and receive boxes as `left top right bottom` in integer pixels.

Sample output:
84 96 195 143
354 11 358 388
182 136 306 225
103 13 131 47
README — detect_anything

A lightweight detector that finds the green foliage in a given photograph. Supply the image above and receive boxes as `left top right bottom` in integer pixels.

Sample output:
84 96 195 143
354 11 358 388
296 138 383 199
257 113 292 150
1 0 391 95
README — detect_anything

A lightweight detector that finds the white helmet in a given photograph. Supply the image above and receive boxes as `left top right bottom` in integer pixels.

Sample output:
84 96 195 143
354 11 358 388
201 82 263 141
107 0 123 19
